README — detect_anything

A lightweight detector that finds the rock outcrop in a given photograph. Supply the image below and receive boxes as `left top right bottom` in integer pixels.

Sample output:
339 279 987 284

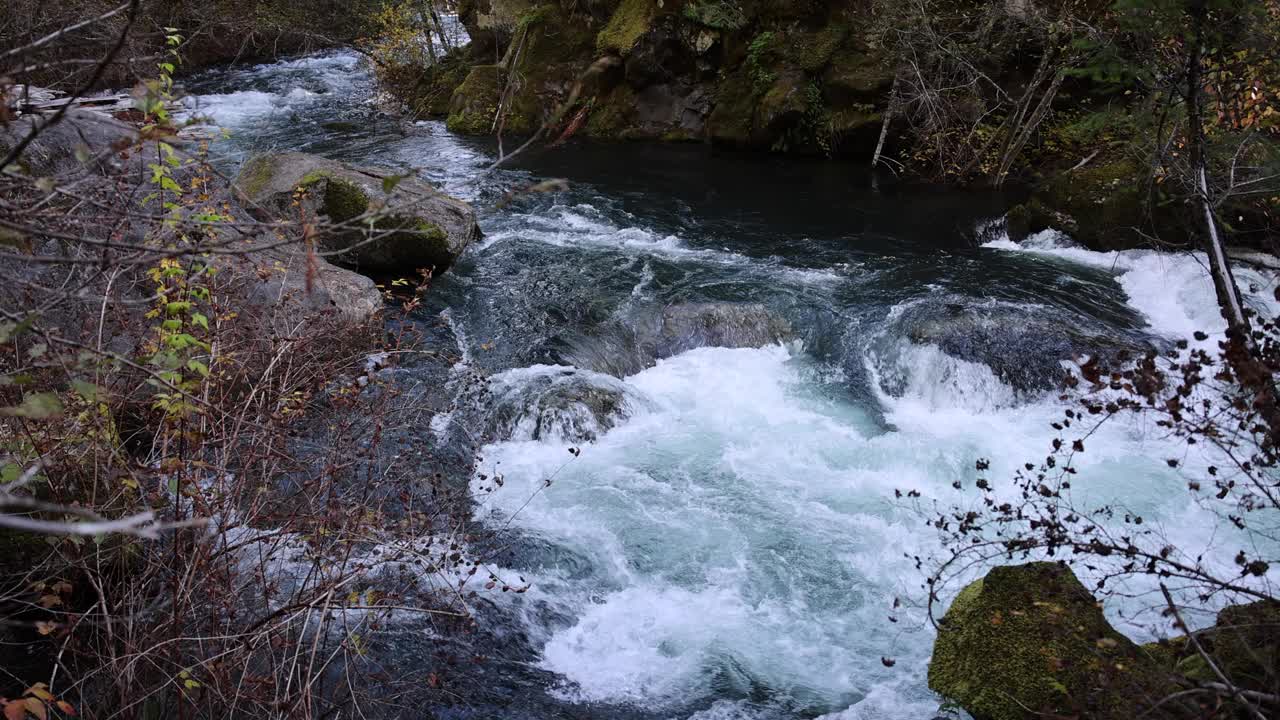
929 563 1170 720
411 0 893 156
235 152 480 276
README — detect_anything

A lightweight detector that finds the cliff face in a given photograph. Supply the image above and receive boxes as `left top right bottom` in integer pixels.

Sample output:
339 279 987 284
415 0 895 157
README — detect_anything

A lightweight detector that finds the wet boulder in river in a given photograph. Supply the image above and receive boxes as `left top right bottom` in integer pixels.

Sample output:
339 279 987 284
480 367 638 444
885 298 1162 394
234 152 480 276
565 302 795 378
654 302 793 358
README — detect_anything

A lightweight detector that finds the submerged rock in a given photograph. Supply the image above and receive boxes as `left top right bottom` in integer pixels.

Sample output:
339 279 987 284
483 368 636 443
235 152 480 276
564 302 793 379
929 563 1169 720
655 302 793 358
882 297 1160 395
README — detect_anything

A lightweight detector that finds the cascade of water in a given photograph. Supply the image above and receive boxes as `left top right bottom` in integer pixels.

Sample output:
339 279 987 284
182 54 1280 719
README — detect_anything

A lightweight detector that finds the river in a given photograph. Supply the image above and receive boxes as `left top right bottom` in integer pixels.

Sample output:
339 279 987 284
180 51 1279 719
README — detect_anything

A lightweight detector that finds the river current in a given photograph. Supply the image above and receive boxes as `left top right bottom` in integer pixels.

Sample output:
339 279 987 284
181 51 1278 719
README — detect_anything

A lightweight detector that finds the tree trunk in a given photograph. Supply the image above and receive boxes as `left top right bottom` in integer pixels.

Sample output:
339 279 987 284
872 70 901 169
1185 0 1248 332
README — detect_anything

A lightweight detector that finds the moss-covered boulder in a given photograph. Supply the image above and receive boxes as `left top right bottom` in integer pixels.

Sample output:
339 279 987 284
234 152 480 276
596 0 659 55
1208 600 1280 691
447 65 514 134
448 4 600 137
1007 158 1194 251
821 48 893 107
929 562 1170 720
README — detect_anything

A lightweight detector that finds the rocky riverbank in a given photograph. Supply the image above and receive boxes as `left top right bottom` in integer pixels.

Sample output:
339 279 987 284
380 0 1277 255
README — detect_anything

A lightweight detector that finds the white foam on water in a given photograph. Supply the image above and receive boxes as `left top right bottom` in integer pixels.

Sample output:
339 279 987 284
471 337 1241 718
179 51 368 129
481 203 846 286
983 230 1280 347
181 89 289 126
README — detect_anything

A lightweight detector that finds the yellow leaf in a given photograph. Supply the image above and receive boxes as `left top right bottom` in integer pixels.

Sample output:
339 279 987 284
23 698 46 720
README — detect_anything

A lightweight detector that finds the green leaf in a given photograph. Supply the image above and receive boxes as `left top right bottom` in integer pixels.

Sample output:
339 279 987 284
2 463 22 483
190 313 209 330
71 380 100 401
2 393 64 419
186 360 209 378
381 173 408 194
0 317 33 343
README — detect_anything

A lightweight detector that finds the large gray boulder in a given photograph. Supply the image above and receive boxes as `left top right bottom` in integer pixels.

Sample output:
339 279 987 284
235 152 480 276
655 302 793 358
220 248 383 331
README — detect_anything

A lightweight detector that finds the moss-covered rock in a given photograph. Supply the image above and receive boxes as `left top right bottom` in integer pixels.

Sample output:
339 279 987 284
1202 600 1280 691
597 0 658 54
821 47 893 107
586 84 640 137
1007 160 1173 251
706 64 758 146
929 562 1170 720
404 51 475 117
235 152 480 276
447 65 508 134
448 3 600 137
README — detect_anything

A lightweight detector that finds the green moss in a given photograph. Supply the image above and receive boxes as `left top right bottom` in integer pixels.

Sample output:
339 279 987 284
707 65 757 145
236 155 281 199
822 48 894 104
408 52 474 117
784 24 849 73
586 85 638 138
597 0 656 54
1206 600 1280 691
447 65 505 134
928 563 1167 720
661 128 699 142
516 3 555 30
746 31 779 95
1036 160 1144 250
682 0 748 30
299 173 370 223
369 216 456 271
